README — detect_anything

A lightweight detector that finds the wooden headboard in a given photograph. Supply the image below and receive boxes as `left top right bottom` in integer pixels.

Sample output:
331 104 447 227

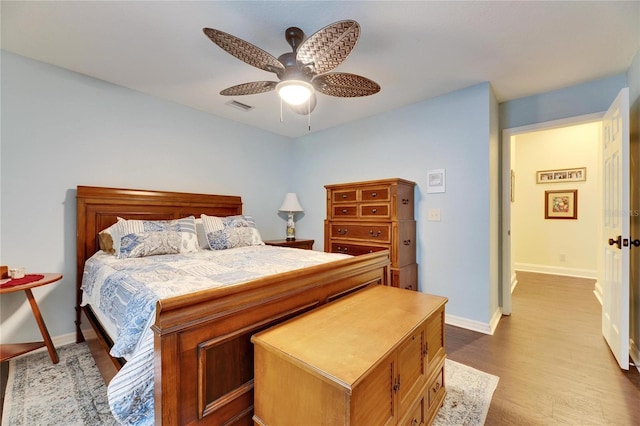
75 185 243 338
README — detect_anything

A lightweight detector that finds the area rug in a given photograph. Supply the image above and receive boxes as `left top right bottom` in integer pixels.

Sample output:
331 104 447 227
1 343 117 426
434 359 499 426
2 344 498 425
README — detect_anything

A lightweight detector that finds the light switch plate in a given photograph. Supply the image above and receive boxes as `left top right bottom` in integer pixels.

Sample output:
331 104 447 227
427 208 441 221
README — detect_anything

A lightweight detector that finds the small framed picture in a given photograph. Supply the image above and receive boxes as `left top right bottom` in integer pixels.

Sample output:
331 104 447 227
536 167 586 183
427 169 446 193
545 189 577 219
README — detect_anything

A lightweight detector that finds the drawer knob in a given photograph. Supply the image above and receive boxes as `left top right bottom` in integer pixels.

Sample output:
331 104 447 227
337 228 348 235
341 194 348 199
402 198 410 204
371 192 377 197
404 239 411 245
371 208 377 214
433 382 440 392
369 230 381 237
337 246 348 254
342 209 348 213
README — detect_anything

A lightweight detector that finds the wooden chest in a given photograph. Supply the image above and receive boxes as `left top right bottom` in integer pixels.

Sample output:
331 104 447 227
325 178 418 290
252 285 447 426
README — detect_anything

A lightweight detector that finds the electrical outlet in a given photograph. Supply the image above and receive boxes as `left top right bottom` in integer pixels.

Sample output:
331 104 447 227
427 208 441 222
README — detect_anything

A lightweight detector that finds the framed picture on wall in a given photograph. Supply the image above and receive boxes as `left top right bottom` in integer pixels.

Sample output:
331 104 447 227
536 167 586 183
545 189 578 219
426 169 446 193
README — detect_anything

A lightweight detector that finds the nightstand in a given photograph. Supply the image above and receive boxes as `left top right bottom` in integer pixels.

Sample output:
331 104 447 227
264 239 314 250
0 273 62 364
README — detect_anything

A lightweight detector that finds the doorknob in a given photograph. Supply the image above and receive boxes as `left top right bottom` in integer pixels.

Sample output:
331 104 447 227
608 235 622 249
631 239 640 249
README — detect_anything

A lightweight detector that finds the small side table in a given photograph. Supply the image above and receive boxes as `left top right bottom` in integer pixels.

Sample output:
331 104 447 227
0 273 62 364
264 239 314 250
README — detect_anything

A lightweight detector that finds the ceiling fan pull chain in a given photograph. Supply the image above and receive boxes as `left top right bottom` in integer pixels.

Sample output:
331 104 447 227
308 97 311 131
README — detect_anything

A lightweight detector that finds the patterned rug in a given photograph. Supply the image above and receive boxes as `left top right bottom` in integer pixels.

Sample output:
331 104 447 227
1 343 117 426
2 344 498 425
434 360 499 425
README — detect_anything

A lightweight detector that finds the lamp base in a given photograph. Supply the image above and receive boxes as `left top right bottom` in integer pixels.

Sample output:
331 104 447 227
285 212 296 241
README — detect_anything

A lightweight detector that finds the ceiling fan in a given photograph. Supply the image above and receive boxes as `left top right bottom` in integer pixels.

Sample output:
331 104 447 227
203 20 380 116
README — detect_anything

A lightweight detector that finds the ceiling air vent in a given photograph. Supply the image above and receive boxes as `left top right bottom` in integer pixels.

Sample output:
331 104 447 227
226 100 254 112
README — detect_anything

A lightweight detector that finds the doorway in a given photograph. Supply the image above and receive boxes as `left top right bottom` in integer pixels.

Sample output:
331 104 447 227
501 112 605 314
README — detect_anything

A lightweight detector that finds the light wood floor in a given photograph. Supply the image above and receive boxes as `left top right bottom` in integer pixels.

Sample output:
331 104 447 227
446 271 640 425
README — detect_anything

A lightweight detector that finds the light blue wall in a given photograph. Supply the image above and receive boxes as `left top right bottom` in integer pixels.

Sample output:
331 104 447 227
3 47 636 344
500 74 628 130
291 83 496 326
0 51 293 342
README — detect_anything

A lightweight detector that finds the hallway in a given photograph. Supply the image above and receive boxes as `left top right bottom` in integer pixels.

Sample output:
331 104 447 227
446 271 640 425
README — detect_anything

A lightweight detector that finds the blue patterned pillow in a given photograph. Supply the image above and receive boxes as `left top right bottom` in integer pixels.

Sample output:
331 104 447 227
116 216 199 258
201 214 264 250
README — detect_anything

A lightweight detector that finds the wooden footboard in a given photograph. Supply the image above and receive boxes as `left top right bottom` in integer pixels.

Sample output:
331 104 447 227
153 250 390 425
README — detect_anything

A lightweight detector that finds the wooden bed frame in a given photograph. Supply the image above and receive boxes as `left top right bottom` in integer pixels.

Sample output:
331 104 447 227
75 185 391 425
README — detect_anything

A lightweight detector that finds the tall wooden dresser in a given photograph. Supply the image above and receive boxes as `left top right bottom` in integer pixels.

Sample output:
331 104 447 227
252 285 447 426
324 178 418 290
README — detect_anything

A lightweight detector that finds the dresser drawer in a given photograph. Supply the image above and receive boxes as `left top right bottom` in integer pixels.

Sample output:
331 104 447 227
333 190 357 203
428 364 445 408
330 223 391 243
333 205 358 217
360 204 390 218
399 394 426 426
391 264 418 290
330 242 388 256
361 187 390 202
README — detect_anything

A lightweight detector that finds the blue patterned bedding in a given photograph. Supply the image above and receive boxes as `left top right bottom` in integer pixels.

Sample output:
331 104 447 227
81 245 349 425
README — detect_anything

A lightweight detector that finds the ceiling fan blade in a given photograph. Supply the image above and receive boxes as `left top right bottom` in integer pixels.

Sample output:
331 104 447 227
286 93 317 115
220 81 277 96
313 73 380 97
203 28 285 75
296 20 360 75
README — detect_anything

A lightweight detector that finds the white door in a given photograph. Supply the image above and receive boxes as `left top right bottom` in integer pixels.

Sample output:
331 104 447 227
602 88 630 370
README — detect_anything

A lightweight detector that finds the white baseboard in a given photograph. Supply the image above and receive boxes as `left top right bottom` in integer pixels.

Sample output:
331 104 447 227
489 308 502 334
511 272 518 293
514 263 597 279
593 280 603 305
631 338 640 373
3 332 77 361
445 313 493 335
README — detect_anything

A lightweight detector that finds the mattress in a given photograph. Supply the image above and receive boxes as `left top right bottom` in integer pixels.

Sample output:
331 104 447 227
81 245 349 425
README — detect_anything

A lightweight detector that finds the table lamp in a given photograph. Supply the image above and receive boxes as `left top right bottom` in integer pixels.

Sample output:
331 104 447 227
279 193 304 241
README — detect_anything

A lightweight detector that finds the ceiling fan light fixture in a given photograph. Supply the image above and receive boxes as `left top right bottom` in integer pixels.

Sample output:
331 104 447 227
276 80 314 105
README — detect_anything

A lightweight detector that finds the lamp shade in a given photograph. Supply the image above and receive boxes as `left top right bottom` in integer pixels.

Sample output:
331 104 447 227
279 193 304 212
276 80 314 105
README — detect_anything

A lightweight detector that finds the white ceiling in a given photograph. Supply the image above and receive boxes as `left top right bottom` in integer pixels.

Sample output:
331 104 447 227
2 1 639 138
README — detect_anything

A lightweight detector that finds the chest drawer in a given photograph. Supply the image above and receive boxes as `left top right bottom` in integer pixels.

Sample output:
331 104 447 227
361 187 390 202
333 190 357 203
330 242 388 256
428 363 445 408
360 204 390 218
329 223 391 243
333 205 358 218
